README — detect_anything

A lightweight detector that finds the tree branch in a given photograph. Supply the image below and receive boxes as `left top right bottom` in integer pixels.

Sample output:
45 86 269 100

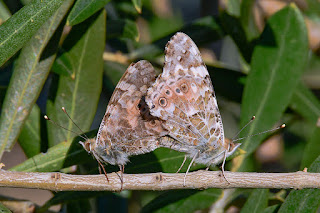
1 170 319 191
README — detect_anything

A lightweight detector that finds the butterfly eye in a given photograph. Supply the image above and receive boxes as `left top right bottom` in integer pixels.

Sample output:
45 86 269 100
165 90 171 95
158 97 167 107
84 142 91 153
180 83 188 93
175 88 181 93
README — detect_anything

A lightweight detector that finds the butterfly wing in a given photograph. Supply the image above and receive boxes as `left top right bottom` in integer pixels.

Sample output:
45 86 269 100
146 32 228 165
93 60 167 165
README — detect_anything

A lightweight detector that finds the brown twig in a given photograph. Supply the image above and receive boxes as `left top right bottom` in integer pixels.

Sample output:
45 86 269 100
0 170 319 191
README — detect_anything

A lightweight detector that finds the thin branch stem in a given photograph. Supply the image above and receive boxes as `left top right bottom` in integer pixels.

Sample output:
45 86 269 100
1 170 319 191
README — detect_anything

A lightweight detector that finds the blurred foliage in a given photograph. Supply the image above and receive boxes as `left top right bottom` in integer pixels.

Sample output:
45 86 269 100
1 0 320 212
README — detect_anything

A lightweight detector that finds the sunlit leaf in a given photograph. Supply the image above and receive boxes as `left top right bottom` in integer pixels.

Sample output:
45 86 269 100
67 0 110 26
0 0 64 66
240 189 268 213
234 5 309 171
47 10 106 146
0 0 73 157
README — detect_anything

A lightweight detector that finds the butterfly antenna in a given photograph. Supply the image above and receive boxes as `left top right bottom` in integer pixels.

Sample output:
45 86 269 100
44 115 87 141
61 107 88 139
232 116 255 141
232 124 285 143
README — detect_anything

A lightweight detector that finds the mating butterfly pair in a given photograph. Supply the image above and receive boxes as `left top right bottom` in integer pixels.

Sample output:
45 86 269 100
81 32 240 185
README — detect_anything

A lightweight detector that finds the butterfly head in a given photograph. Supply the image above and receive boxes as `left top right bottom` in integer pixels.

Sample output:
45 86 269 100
79 138 96 154
226 141 241 157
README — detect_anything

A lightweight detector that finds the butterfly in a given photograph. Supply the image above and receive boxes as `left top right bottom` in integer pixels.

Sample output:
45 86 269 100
146 32 241 184
80 60 168 187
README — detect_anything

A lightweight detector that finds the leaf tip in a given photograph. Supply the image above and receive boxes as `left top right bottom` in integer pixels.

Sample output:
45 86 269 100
135 6 142 14
289 2 298 9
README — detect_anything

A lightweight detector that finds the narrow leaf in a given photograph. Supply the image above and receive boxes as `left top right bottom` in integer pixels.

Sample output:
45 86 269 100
131 0 142 13
18 104 41 158
278 156 320 213
240 0 259 40
240 189 268 213
301 119 320 168
67 0 110 26
142 189 221 213
0 0 74 157
47 10 105 146
262 205 279 213
107 19 139 41
234 5 309 171
0 0 64 66
0 0 11 23
10 137 90 172
290 82 320 124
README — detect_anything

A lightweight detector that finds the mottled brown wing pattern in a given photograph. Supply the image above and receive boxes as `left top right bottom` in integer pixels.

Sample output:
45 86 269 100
82 60 167 166
146 32 239 166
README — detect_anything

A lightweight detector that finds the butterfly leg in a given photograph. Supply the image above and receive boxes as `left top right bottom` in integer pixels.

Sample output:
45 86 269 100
176 155 187 173
116 165 125 191
96 158 109 182
221 144 230 184
183 150 199 186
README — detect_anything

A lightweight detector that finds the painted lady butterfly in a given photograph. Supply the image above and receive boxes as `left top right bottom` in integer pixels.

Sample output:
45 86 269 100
146 32 240 183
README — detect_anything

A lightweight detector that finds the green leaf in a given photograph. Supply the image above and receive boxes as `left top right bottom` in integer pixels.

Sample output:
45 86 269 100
47 9 106 147
262 205 279 213
305 0 320 16
0 0 11 23
10 137 90 172
107 19 139 41
240 0 259 40
234 5 309 171
278 156 320 213
0 0 64 66
219 12 254 63
225 0 241 16
290 82 320 124
240 189 268 213
301 120 320 169
67 0 110 26
18 104 41 158
51 50 74 76
0 0 74 157
131 0 142 13
142 189 221 213
21 0 32 5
